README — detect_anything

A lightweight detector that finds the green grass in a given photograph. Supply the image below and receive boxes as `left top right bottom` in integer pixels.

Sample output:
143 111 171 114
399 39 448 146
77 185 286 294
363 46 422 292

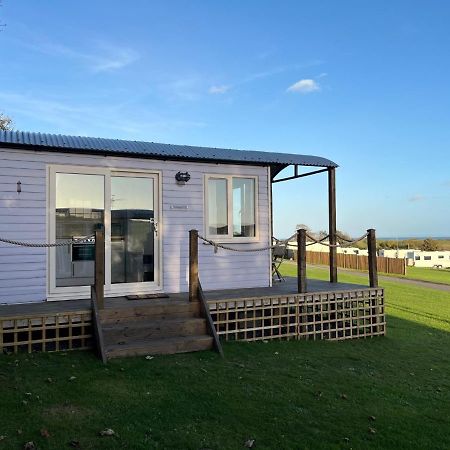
405 266 450 285
285 259 450 286
1 269 450 449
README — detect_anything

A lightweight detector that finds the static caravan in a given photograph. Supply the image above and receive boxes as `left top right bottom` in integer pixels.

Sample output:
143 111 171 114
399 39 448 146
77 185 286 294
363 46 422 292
0 131 385 358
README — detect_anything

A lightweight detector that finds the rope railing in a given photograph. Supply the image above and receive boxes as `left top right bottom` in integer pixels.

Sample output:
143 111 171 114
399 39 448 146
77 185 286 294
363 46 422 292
198 234 277 253
197 230 369 253
0 235 95 248
305 231 369 248
190 227 380 298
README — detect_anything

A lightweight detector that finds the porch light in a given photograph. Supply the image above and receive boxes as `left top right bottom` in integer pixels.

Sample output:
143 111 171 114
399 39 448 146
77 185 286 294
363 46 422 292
175 171 191 184
17 181 21 193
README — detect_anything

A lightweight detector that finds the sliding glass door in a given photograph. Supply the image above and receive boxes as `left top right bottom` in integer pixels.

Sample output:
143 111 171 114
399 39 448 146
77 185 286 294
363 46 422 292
111 174 156 285
48 167 160 300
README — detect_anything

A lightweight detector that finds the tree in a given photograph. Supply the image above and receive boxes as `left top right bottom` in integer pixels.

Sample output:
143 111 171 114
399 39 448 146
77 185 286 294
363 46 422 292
420 238 440 252
0 113 13 131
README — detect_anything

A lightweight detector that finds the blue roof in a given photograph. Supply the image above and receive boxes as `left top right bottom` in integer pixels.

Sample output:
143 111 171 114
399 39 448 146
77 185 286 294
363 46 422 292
0 130 338 171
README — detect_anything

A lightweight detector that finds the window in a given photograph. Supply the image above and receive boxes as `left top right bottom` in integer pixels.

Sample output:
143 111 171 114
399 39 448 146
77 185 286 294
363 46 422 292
424 256 432 261
438 255 444 259
415 256 421 260
207 178 228 235
205 175 257 240
232 178 256 237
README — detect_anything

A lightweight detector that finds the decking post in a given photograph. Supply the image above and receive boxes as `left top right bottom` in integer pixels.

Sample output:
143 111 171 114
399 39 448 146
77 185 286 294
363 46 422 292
94 225 105 309
297 229 307 293
328 167 338 283
367 228 378 288
189 229 199 302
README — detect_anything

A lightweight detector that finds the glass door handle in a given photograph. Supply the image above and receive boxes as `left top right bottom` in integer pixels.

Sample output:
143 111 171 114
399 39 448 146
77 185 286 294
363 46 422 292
150 218 158 237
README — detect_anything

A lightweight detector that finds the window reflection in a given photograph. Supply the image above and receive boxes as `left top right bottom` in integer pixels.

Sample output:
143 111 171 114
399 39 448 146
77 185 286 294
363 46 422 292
55 173 104 287
232 178 256 237
207 178 228 235
111 176 155 284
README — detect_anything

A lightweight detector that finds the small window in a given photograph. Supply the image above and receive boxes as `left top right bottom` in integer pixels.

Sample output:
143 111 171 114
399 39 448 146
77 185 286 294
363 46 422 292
205 175 257 240
232 178 255 237
415 256 421 260
438 255 444 259
207 178 228 236
424 256 432 261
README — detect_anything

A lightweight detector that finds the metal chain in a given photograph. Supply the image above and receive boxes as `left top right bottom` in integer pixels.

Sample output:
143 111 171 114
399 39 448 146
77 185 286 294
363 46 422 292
0 235 95 248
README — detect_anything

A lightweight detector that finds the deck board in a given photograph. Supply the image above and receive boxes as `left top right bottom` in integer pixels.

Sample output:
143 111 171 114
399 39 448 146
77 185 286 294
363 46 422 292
0 277 368 318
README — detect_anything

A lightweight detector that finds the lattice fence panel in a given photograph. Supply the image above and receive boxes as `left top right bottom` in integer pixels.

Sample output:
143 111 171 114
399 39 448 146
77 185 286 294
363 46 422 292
208 289 385 342
0 311 93 354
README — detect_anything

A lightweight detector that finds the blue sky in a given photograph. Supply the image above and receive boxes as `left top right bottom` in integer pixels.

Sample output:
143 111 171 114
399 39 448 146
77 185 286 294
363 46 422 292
1 0 449 238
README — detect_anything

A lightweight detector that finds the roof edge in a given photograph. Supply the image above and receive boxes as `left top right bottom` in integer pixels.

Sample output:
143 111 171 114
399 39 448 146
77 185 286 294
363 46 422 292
0 130 338 169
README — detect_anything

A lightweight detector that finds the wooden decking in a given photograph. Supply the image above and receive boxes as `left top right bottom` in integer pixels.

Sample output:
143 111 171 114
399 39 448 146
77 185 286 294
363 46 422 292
0 278 368 317
0 278 385 354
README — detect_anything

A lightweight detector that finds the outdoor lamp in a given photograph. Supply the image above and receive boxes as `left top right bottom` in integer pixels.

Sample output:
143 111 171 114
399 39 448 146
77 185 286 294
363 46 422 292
175 171 191 184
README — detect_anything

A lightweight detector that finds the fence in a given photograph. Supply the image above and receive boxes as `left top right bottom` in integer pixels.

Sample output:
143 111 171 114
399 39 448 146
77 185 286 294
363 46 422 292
208 287 385 342
0 310 93 353
294 250 406 276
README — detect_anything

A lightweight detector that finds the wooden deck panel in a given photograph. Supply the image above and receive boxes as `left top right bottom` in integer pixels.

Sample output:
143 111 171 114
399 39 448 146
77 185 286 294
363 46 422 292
0 278 384 354
0 278 367 318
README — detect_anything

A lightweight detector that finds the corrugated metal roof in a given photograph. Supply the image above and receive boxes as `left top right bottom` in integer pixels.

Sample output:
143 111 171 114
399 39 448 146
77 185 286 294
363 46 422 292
0 130 338 169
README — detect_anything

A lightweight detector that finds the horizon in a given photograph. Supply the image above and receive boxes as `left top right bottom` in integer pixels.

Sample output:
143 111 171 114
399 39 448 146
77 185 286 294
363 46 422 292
1 1 449 237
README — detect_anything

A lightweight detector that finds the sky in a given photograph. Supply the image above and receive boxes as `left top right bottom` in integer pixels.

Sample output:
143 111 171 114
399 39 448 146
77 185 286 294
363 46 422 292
1 0 449 238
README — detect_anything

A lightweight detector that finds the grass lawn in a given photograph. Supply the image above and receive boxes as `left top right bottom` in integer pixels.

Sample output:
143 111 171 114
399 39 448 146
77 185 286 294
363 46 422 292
1 268 450 449
405 266 450 285
285 259 450 286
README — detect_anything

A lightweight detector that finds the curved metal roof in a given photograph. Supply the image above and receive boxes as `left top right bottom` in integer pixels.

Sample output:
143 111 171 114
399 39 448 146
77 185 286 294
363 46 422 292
0 130 338 171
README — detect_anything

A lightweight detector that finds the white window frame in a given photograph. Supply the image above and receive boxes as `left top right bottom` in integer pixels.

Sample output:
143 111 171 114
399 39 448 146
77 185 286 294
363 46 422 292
204 174 259 243
47 164 162 301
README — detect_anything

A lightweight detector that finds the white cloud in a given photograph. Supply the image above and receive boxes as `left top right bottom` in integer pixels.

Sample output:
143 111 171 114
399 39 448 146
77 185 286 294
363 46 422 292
208 85 230 94
0 90 206 137
287 79 320 94
24 39 139 73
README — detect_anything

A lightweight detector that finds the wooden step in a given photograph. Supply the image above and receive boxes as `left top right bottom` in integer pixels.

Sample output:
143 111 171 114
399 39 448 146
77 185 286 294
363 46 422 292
103 317 207 345
100 301 200 325
105 334 213 359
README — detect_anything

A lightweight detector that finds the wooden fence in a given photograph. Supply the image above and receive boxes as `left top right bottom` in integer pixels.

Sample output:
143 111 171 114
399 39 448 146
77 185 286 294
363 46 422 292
293 251 406 276
208 288 385 342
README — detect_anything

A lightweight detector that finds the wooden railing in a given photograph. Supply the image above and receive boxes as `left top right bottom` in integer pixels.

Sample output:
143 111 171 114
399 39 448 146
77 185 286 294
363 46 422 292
189 229 224 357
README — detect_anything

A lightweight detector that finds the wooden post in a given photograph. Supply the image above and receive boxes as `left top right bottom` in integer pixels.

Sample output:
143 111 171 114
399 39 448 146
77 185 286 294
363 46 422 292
189 229 199 302
328 167 338 283
94 225 105 309
297 229 307 293
367 228 378 288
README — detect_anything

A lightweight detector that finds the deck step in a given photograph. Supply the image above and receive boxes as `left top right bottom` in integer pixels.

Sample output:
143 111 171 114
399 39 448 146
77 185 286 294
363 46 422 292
105 334 213 358
100 301 200 325
103 317 208 345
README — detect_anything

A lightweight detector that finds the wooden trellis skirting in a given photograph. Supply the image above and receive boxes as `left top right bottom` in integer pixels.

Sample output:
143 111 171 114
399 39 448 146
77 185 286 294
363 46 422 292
0 310 93 354
207 288 385 342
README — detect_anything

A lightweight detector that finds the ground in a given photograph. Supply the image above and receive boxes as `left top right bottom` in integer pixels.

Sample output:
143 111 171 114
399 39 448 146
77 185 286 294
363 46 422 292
405 266 450 285
1 267 450 449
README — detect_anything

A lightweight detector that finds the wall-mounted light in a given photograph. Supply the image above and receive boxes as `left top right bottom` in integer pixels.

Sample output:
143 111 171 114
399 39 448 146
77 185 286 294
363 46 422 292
17 181 22 194
175 171 191 185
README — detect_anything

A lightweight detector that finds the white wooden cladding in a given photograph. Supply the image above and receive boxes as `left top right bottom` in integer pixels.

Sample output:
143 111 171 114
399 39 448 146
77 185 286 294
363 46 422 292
0 147 271 303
